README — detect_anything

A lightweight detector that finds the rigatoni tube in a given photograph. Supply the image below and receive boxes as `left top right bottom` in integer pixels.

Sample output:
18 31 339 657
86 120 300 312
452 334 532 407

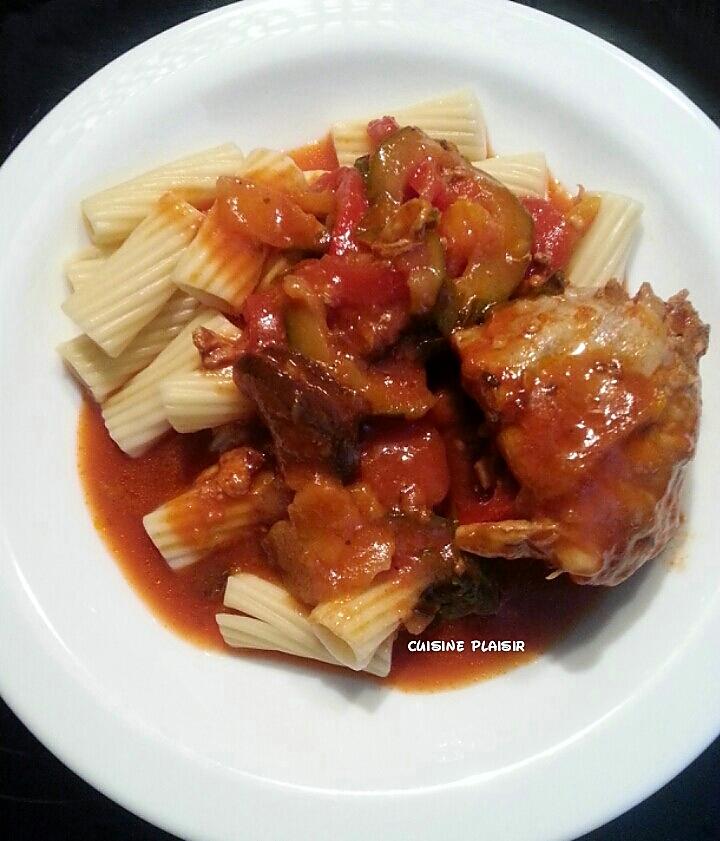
331 89 488 166
58 292 199 402
218 573 394 677
161 367 254 433
143 473 290 570
82 143 245 245
566 192 643 289
63 194 203 357
310 573 430 671
473 153 549 198
64 245 114 291
172 203 266 312
240 148 306 192
101 309 239 456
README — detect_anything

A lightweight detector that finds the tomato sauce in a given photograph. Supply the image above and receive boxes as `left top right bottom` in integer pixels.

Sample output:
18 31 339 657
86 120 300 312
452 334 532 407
78 399 602 692
77 399 265 649
391 562 599 691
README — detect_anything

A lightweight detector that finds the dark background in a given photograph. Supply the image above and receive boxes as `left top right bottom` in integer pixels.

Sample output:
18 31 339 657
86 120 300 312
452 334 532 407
1 1 719 839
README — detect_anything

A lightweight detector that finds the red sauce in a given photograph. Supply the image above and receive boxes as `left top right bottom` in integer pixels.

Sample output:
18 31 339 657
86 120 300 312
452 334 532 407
77 399 263 649
288 134 339 171
391 562 598 691
78 399 602 691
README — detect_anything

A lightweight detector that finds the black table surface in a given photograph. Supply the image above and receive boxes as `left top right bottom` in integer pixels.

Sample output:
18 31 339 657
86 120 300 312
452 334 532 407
1 1 719 839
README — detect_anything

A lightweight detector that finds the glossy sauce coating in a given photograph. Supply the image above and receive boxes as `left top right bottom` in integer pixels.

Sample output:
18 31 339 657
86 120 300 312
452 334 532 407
288 134 340 171
78 399 601 690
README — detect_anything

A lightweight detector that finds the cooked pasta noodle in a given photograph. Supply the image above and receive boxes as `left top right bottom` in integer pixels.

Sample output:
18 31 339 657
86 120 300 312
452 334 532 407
331 89 487 166
240 148 306 192
222 573 335 659
566 192 643 288
58 292 199 402
64 245 114 291
310 574 430 671
474 153 548 198
101 310 238 456
218 573 394 676
256 252 293 291
63 194 203 357
302 169 327 187
82 143 245 245
143 472 289 569
172 203 267 312
161 367 255 433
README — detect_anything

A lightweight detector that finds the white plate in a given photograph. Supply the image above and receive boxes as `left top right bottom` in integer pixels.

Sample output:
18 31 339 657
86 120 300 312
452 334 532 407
0 1 719 839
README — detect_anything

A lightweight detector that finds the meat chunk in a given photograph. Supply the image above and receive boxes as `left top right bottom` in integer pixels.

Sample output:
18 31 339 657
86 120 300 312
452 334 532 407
193 327 244 370
264 477 395 605
195 446 265 499
453 281 708 585
234 346 369 482
265 473 489 614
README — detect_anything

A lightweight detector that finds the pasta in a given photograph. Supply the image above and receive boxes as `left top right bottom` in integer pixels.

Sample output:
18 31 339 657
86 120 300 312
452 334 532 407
101 310 239 456
218 573 393 676
474 153 549 198
58 292 199 402
172 203 267 312
331 89 487 166
64 245 114 291
82 143 245 245
161 367 255 433
566 192 643 288
143 472 289 570
310 575 430 671
256 252 293 291
302 169 327 187
64 90 707 688
240 148 307 192
63 194 203 357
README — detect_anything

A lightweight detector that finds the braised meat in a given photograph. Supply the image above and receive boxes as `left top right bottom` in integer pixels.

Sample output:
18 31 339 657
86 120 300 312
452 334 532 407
234 346 369 482
453 281 708 585
264 477 395 604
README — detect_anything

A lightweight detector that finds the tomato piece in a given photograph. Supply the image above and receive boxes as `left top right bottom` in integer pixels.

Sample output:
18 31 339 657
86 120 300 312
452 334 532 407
439 199 502 277
289 189 335 217
521 197 578 272
310 168 342 192
328 302 408 357
367 116 400 148
288 134 339 171
242 287 287 351
409 169 495 213
294 254 409 310
216 177 328 251
360 419 450 511
328 167 369 256
407 158 450 208
305 167 367 252
431 391 517 525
